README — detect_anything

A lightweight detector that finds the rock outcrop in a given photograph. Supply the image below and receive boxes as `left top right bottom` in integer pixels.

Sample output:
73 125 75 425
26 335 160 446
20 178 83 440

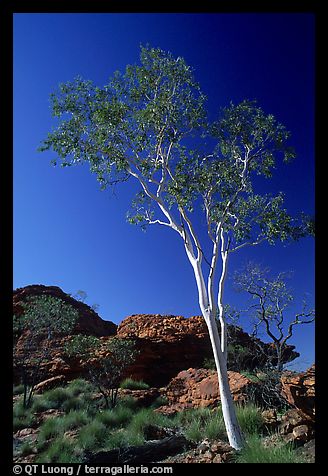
117 314 298 386
280 365 315 419
156 367 258 414
13 285 300 388
13 284 117 337
118 314 213 386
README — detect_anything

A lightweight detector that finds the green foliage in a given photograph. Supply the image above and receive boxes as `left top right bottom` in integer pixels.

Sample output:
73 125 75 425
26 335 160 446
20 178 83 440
234 434 306 463
14 295 79 409
172 407 224 442
95 406 134 428
13 400 37 431
235 403 263 435
36 436 82 463
103 429 144 450
77 420 109 451
13 384 25 395
65 378 96 396
42 387 72 408
37 409 91 451
61 396 85 412
117 395 139 411
19 440 35 456
63 336 138 409
227 343 255 372
37 416 67 443
32 380 97 415
202 357 216 370
31 395 55 413
239 371 262 382
19 295 79 336
63 335 101 359
120 378 150 390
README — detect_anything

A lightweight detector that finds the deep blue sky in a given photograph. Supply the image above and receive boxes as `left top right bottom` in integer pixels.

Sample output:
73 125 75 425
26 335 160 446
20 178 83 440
13 13 315 370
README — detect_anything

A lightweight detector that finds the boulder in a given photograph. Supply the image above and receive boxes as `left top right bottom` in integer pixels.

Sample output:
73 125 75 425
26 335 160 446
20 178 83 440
34 375 67 393
117 387 161 407
279 408 314 444
280 365 315 419
156 367 258 413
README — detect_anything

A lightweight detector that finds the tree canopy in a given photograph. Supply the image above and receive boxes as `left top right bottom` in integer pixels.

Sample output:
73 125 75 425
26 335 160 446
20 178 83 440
39 46 311 257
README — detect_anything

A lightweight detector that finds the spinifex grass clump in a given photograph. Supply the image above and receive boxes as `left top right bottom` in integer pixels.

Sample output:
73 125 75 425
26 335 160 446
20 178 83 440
234 434 306 463
235 403 263 436
13 400 37 431
173 407 225 442
120 378 150 390
95 406 134 428
36 436 82 464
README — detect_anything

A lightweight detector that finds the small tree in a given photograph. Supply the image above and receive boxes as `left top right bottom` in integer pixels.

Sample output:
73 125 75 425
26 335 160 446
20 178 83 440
73 290 88 303
13 295 79 408
64 335 138 409
234 262 315 372
39 46 313 449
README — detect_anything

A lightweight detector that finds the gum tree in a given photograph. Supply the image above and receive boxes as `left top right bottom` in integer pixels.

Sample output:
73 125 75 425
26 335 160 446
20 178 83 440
13 295 78 408
64 335 138 409
39 46 312 449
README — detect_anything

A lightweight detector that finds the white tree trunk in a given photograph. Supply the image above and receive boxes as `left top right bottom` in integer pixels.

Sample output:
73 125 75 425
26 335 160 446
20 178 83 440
206 313 244 450
186 240 244 450
218 231 228 359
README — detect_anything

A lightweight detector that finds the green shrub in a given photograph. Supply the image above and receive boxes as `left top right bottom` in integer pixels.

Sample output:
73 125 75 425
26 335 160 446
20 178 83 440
120 378 150 390
31 396 54 413
235 403 263 436
20 440 35 456
63 410 91 429
38 409 91 450
76 429 98 451
36 436 81 463
62 397 85 413
96 406 134 428
235 434 306 463
203 414 226 440
240 371 261 382
127 407 174 441
13 384 25 395
43 387 72 408
13 401 37 431
174 407 225 442
173 407 216 426
66 378 96 396
104 429 144 450
77 421 109 451
184 418 203 442
202 357 216 370
37 417 66 444
118 395 139 411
